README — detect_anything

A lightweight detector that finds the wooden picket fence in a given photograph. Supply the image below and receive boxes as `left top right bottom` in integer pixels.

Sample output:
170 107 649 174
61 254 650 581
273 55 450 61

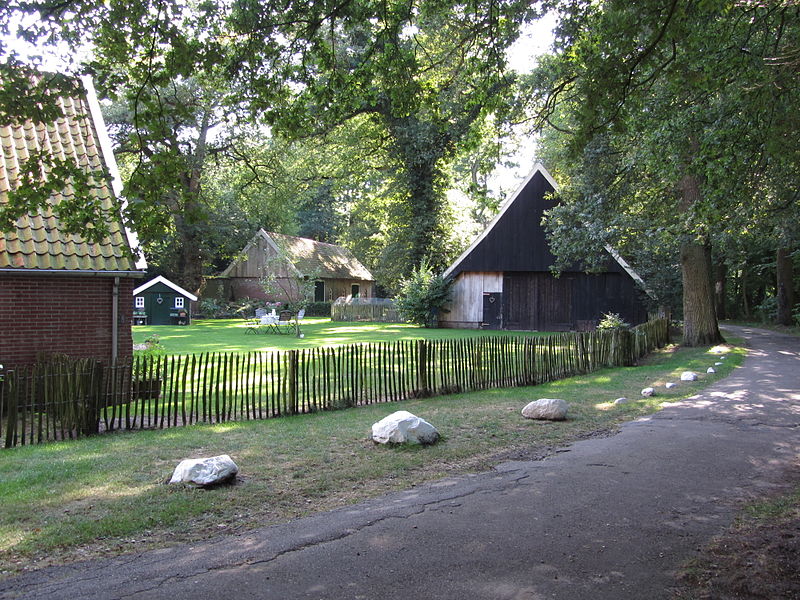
0 319 669 448
330 298 404 323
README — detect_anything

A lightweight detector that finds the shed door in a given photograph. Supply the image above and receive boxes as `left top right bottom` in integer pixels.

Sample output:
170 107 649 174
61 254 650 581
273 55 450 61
482 292 502 329
149 293 173 325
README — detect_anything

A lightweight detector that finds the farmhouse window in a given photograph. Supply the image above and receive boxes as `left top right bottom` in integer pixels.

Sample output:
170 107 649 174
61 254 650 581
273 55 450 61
135 296 145 308
175 297 185 309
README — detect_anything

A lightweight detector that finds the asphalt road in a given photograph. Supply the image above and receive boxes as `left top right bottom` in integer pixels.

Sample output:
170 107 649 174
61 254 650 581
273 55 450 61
2 325 798 600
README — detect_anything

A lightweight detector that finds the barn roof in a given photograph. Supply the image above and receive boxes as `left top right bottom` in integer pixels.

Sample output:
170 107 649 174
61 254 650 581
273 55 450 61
0 73 145 275
222 229 374 281
444 163 652 296
133 275 198 301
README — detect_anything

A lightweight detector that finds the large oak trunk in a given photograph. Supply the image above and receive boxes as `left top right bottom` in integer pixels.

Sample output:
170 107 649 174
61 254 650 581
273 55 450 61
678 170 724 346
681 241 724 346
776 247 795 326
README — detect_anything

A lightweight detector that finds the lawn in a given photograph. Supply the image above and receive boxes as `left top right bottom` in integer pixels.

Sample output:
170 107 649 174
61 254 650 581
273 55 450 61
0 338 744 578
132 318 550 355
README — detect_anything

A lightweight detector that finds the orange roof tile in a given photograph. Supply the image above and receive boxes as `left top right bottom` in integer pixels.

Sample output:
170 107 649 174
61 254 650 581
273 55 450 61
0 74 140 273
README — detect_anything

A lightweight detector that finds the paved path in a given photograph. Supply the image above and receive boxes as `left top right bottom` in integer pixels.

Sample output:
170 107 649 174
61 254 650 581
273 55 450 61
2 325 799 600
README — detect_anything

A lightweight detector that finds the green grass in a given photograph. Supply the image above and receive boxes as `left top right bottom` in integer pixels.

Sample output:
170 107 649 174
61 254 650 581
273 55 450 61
0 338 745 577
133 318 551 355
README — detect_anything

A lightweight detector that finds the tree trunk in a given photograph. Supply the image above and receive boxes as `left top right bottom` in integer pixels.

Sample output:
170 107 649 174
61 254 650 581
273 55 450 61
776 247 795 326
678 171 723 346
741 267 750 318
714 260 727 320
681 241 725 346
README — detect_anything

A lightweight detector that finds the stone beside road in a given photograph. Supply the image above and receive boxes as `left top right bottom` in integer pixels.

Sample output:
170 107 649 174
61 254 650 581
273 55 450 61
169 455 239 487
371 411 440 445
521 398 568 420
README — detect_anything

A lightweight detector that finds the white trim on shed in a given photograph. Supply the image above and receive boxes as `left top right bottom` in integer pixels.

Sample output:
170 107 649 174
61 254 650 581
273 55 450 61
133 275 198 301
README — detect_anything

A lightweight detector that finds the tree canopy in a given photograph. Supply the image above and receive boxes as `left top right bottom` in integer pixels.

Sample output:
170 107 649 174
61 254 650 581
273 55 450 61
524 0 800 344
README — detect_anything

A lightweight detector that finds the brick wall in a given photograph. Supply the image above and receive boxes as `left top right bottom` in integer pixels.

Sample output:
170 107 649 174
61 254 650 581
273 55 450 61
230 278 271 302
0 275 136 366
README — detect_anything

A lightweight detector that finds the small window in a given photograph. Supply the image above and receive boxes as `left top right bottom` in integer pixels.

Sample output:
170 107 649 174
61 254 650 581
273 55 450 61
175 297 185 309
135 296 145 309
351 284 360 298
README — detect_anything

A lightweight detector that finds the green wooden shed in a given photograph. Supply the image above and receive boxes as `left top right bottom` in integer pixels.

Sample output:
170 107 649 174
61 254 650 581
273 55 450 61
132 276 198 325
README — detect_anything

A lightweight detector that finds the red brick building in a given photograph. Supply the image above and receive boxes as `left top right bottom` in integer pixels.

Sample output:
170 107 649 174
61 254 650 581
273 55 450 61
0 74 145 366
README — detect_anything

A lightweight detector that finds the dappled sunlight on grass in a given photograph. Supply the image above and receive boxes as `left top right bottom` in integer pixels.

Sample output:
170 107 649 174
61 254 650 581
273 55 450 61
709 344 732 355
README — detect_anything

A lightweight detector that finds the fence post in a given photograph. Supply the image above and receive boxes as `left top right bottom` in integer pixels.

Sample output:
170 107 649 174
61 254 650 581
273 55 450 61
286 350 298 414
416 340 430 397
3 370 17 448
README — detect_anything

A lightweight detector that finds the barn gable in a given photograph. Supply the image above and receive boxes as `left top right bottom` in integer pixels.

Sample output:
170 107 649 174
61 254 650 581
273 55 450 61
441 163 650 331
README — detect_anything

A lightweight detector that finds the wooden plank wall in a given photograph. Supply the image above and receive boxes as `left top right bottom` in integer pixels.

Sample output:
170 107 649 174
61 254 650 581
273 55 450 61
227 236 293 279
502 272 648 331
440 272 502 328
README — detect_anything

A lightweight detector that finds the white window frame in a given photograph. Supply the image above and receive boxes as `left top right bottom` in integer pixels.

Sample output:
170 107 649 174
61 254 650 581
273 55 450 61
135 296 145 309
174 297 185 309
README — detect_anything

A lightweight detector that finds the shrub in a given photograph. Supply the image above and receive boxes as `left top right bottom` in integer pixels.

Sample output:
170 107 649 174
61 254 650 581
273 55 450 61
395 259 452 327
305 301 331 317
597 312 631 331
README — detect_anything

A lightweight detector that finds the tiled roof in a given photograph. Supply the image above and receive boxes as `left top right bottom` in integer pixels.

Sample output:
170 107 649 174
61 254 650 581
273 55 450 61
0 76 139 273
267 232 374 281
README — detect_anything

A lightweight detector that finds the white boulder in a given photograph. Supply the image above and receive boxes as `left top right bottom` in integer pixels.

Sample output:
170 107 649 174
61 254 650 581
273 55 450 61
665 382 677 389
715 362 723 366
707 367 716 374
170 455 238 486
613 397 629 405
680 371 699 381
522 398 569 420
641 387 655 397
371 411 439 445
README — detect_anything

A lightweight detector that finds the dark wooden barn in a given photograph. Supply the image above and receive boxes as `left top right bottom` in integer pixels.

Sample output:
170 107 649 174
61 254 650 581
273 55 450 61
440 164 650 331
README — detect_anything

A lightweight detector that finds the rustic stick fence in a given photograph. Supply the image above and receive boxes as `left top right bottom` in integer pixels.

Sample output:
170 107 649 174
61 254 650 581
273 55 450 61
0 319 669 448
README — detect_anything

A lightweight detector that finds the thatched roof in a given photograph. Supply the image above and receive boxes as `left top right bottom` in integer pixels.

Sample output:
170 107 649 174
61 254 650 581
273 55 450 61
222 229 374 281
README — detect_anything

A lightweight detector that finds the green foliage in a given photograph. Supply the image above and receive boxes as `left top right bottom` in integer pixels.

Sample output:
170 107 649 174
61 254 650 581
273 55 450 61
755 296 779 324
395 260 453 327
526 0 800 344
596 312 631 332
305 302 332 318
